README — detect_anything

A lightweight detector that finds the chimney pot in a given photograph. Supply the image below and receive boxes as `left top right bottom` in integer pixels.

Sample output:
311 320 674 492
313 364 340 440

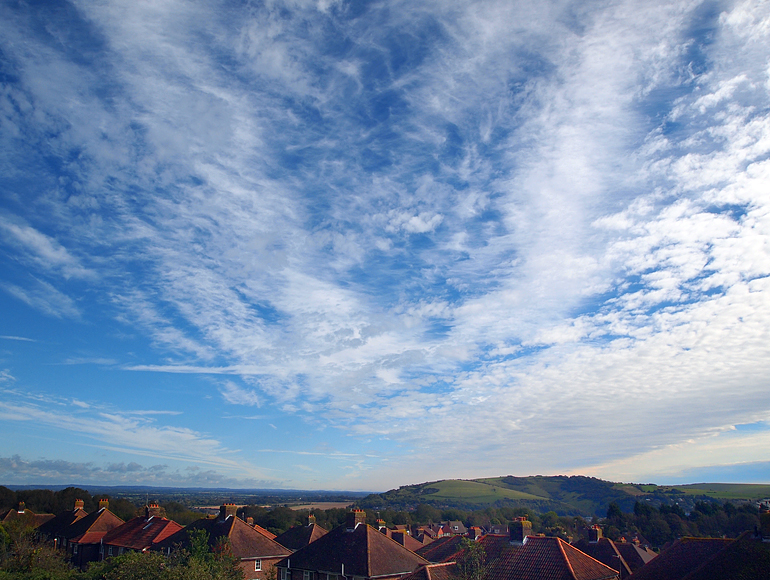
346 509 366 531
145 503 164 519
509 517 532 545
589 525 603 543
220 503 238 520
99 499 109 510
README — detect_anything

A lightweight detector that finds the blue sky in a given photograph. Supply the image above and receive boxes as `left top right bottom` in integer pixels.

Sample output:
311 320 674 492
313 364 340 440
1 0 769 491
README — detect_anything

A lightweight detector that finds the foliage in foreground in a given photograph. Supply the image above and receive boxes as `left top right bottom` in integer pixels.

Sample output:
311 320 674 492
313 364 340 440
0 521 243 580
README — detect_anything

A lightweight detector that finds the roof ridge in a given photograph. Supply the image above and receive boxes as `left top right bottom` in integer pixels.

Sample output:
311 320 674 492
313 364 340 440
557 537 579 580
366 524 373 576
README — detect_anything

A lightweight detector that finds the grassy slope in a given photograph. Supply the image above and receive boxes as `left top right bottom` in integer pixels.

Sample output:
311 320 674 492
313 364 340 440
359 476 769 516
425 479 544 502
665 483 770 500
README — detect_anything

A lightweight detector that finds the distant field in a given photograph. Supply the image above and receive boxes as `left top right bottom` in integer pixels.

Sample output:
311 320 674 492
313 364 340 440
669 483 770 500
423 479 544 503
289 501 353 511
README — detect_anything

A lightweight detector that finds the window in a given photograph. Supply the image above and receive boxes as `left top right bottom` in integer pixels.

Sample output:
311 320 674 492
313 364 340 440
255 560 262 572
280 569 288 580
108 547 113 556
73 544 78 554
304 571 312 580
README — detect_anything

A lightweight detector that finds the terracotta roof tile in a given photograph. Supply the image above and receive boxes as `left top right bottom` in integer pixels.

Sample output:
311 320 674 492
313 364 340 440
102 515 183 551
572 538 632 577
277 523 428 578
680 532 770 580
613 541 655 571
69 508 125 544
2 508 55 528
401 562 462 580
417 536 465 563
254 523 278 540
37 508 89 538
486 536 618 580
626 537 732 580
275 523 329 551
156 515 292 560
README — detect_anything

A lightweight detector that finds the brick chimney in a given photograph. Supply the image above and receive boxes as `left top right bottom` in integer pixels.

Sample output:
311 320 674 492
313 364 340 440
220 503 238 520
145 502 163 519
392 530 408 546
307 514 316 526
346 509 366 531
17 502 25 514
99 499 109 510
376 518 387 532
509 516 532 545
74 499 84 510
589 525 603 543
468 526 483 540
247 517 254 526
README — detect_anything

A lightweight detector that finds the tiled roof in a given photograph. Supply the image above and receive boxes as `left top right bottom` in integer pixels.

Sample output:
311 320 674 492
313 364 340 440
69 508 125 544
400 562 462 580
416 534 512 565
37 507 89 538
572 538 632 577
102 514 183 551
275 523 328 551
477 534 515 562
155 515 292 560
680 532 770 580
626 537 732 580
613 541 655 571
486 536 618 580
417 536 466 563
253 523 277 540
2 508 55 527
276 523 428 578
381 528 425 552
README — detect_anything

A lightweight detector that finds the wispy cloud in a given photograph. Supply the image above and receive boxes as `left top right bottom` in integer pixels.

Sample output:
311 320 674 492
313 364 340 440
0 388 267 480
0 454 280 487
1 278 81 319
0 0 768 488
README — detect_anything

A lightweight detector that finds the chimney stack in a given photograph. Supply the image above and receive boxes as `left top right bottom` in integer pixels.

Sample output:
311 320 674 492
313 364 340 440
307 514 316 526
509 516 532 545
468 526 483 540
17 502 25 514
346 509 366 531
145 502 163 519
392 531 408 546
376 518 387 532
99 499 109 510
247 517 254 526
220 503 238 520
74 499 84 510
589 525 603 543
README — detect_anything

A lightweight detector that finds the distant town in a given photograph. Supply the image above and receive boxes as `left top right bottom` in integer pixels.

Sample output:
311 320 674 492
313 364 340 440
1 475 769 579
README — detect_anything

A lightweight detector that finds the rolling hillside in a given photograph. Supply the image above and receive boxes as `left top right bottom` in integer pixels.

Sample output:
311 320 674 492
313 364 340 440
357 476 770 516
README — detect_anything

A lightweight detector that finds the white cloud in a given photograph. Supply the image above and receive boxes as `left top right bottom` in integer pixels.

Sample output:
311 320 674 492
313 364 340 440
1 0 769 489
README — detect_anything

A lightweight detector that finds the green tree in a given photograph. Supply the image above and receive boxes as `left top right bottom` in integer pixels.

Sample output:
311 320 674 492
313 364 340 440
456 538 485 580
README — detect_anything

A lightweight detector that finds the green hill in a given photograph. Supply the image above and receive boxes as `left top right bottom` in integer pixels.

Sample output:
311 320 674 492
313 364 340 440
356 476 769 517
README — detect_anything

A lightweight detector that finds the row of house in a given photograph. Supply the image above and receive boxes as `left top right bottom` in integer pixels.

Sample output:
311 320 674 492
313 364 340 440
6 501 770 580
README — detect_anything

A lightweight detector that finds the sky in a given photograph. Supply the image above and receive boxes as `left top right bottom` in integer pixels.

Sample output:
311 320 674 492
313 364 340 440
0 0 769 492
